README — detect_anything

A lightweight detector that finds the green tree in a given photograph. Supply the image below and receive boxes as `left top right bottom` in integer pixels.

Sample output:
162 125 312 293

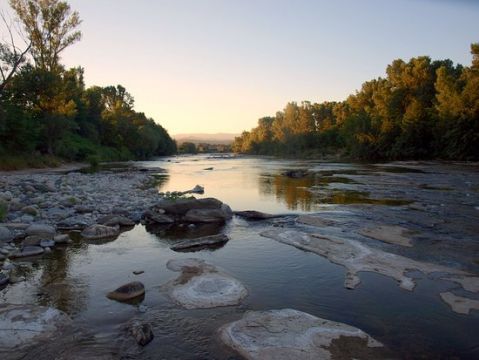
9 0 81 72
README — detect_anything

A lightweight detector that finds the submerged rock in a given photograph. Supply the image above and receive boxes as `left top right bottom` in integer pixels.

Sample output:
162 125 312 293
164 258 247 309
220 309 387 360
261 229 475 291
129 320 154 346
0 304 71 350
296 214 336 227
282 169 309 178
359 225 413 247
81 224 119 240
234 210 279 220
440 292 479 315
107 281 145 302
170 234 229 252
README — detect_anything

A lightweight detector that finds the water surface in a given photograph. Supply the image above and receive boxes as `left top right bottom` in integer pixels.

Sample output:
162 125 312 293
2 155 479 359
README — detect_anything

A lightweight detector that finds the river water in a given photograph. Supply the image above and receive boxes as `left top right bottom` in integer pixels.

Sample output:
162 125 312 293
2 155 479 359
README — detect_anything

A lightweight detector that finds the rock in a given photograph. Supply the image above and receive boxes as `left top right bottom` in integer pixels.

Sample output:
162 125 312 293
74 205 94 214
154 197 224 216
21 205 39 217
0 226 13 243
183 184 204 194
11 246 44 258
133 270 144 275
203 167 213 170
22 235 43 246
142 210 175 224
183 207 232 223
25 224 56 238
54 234 72 244
234 210 279 220
170 234 230 252
0 273 9 286
0 304 71 349
443 276 479 293
261 229 474 291
282 169 309 178
107 281 145 302
164 258 247 309
80 224 119 240
297 214 336 227
34 182 56 193
359 225 413 247
440 292 479 315
8 199 24 211
219 309 386 360
97 214 135 227
57 216 93 230
129 320 154 346
40 239 55 248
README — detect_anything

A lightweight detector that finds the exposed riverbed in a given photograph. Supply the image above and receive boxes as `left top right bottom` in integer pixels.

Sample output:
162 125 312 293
1 155 479 359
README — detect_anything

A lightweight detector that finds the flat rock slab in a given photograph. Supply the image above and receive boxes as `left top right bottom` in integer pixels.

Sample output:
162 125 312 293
81 224 119 240
359 225 413 247
440 292 479 315
0 304 71 350
170 234 229 252
220 309 387 360
261 229 475 291
297 214 336 227
164 258 247 309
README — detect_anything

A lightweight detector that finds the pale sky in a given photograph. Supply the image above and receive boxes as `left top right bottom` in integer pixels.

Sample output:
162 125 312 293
3 0 479 135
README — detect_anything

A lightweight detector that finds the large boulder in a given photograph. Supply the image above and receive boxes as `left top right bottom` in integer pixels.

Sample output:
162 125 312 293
80 224 119 240
163 258 247 309
220 309 387 360
0 304 71 350
25 224 56 239
183 206 232 223
154 198 224 216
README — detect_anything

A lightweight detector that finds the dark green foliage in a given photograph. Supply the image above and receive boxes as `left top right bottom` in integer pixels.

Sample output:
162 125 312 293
234 44 479 161
179 142 197 154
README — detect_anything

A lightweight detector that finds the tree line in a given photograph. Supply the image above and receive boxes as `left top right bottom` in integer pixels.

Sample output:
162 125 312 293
0 0 176 166
233 44 479 160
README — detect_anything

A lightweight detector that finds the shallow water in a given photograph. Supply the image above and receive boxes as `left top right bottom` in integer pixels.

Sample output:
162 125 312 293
2 155 479 359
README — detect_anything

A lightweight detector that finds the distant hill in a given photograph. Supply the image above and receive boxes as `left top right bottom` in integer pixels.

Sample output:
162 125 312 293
174 133 239 145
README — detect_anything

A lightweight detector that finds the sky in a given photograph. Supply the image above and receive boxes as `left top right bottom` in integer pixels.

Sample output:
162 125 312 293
2 0 478 135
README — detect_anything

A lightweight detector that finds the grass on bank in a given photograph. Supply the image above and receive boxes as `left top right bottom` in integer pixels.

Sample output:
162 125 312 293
0 154 63 171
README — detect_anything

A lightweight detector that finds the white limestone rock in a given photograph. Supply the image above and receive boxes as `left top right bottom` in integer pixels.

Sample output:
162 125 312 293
164 258 247 309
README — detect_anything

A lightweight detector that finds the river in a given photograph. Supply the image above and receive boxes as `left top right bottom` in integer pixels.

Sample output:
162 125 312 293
1 155 479 359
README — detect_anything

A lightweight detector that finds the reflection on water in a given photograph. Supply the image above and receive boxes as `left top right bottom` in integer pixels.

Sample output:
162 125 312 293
259 174 315 211
1 155 479 359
